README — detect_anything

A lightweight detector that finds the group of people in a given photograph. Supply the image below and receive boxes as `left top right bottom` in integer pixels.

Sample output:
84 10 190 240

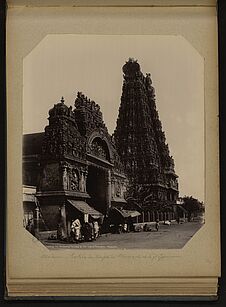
70 219 100 243
144 220 172 231
109 222 134 234
110 220 162 234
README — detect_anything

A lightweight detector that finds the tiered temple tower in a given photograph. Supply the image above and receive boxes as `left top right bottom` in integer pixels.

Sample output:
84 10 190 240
113 58 179 208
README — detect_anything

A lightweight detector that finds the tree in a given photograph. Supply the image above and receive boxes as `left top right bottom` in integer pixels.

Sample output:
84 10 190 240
182 196 205 221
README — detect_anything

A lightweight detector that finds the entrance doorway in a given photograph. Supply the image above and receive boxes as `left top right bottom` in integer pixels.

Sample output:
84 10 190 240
86 165 108 215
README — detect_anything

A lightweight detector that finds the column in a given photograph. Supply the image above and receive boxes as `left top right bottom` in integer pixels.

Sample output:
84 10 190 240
84 214 89 223
34 207 40 238
62 166 68 190
60 204 68 239
158 212 160 221
111 178 115 199
83 169 88 193
79 171 85 192
106 169 111 216
148 211 150 222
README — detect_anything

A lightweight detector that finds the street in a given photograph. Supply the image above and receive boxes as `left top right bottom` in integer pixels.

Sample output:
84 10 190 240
43 221 203 249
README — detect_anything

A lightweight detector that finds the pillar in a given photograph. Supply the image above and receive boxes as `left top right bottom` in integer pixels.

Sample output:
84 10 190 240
34 207 40 238
158 212 160 221
142 211 145 223
148 211 150 222
111 178 115 198
84 213 89 223
62 166 68 190
83 169 88 193
79 171 85 192
60 204 68 239
106 169 111 216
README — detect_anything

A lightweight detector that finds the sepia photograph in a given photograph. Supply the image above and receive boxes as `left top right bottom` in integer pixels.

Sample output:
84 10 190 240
6 2 220 297
22 34 205 250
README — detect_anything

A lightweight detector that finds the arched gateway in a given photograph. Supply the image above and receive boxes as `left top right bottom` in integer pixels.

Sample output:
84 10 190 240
28 93 128 239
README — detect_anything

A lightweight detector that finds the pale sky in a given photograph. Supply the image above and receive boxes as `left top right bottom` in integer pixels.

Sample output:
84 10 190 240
23 34 204 201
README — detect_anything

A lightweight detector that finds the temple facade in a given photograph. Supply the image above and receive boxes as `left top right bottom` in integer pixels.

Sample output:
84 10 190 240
113 58 179 211
23 94 129 239
23 59 179 239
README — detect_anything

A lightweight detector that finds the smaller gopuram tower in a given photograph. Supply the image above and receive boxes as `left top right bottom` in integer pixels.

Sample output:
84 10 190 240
113 58 179 208
35 93 128 239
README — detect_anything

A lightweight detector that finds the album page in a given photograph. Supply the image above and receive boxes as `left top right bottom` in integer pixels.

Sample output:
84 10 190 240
6 0 220 297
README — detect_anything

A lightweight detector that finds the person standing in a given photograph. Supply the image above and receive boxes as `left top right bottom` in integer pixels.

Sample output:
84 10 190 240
71 219 81 243
155 219 159 232
26 218 35 235
93 221 99 240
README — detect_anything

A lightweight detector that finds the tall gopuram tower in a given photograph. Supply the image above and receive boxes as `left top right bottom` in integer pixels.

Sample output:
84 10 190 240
113 58 179 208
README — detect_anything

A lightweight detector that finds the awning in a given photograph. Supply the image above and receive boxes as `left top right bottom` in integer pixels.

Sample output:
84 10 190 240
113 208 141 218
124 210 141 218
114 208 130 218
111 197 127 204
67 200 103 219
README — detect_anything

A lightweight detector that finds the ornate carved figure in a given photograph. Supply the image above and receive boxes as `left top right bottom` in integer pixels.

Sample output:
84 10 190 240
90 138 109 161
79 172 85 192
62 166 68 190
41 163 60 190
70 169 79 191
115 181 122 197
